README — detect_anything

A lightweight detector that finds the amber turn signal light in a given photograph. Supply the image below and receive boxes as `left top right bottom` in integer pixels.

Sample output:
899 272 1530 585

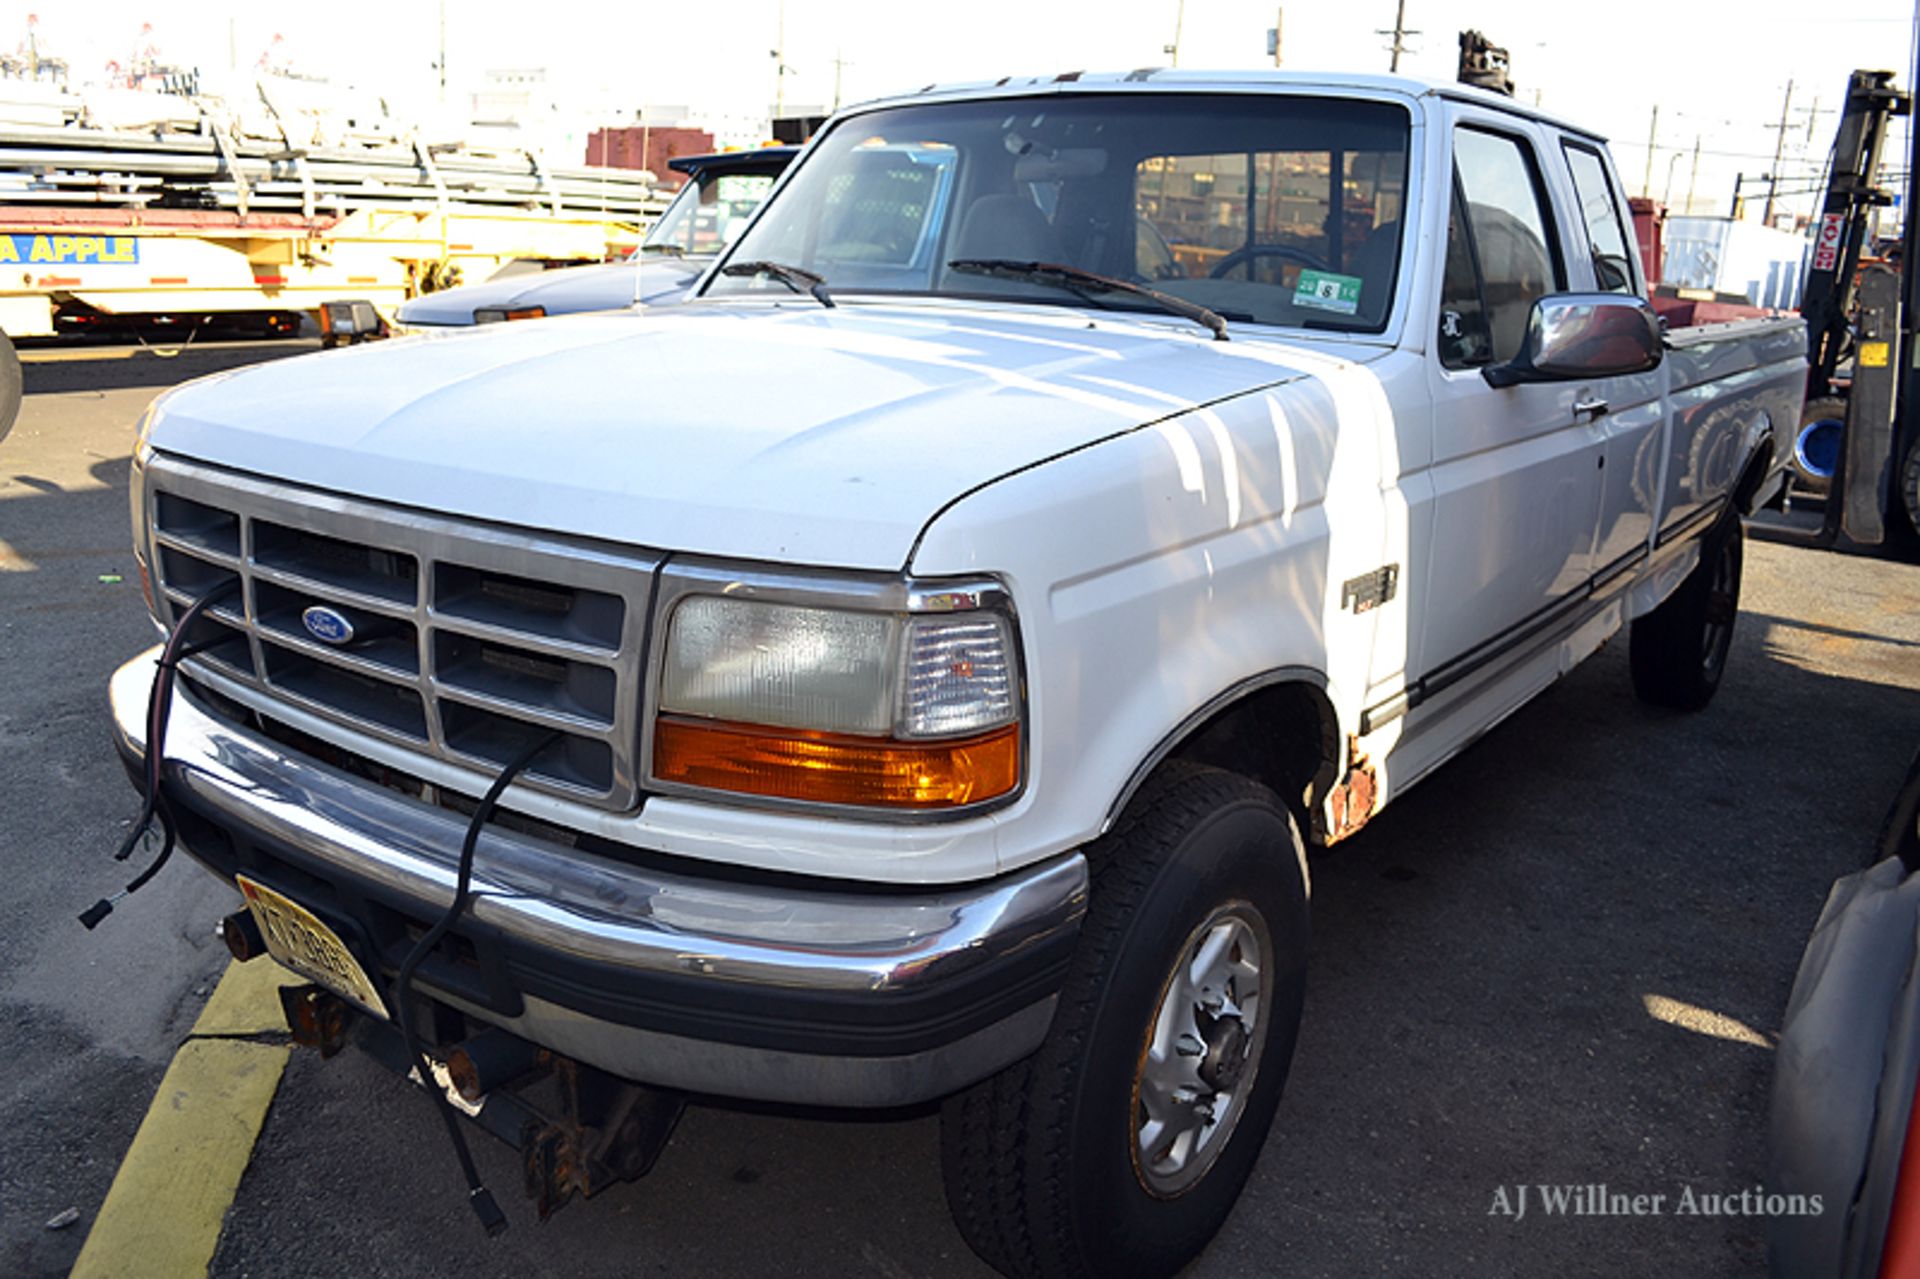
652 716 1020 809
472 305 547 323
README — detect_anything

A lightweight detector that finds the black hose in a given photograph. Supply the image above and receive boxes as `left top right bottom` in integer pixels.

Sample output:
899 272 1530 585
92 574 553 1236
81 576 241 929
392 729 560 1237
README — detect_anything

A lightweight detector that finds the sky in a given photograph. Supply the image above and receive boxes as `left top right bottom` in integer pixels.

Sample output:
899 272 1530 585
6 0 1914 223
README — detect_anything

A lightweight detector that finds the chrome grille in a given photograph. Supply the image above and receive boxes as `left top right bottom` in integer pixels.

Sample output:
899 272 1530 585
144 455 658 809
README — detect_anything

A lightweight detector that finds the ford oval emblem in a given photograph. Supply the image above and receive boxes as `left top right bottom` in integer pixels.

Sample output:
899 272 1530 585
302 605 355 646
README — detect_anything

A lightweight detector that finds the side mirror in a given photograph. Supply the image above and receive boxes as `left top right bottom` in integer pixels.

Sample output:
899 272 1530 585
1483 293 1663 388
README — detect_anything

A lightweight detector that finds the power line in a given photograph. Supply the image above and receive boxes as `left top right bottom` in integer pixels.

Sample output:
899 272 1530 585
1613 141 1834 163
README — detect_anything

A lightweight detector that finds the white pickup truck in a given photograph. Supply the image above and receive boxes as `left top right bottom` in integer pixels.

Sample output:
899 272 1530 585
109 70 1804 1276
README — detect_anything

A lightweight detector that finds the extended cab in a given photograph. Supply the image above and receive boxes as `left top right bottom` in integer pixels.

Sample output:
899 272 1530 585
110 71 1804 1276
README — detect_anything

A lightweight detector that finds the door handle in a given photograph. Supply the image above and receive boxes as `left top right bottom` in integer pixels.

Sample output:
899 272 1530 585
1573 397 1610 420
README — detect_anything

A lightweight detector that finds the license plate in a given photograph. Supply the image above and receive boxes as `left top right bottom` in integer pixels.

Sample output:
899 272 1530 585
236 876 388 1020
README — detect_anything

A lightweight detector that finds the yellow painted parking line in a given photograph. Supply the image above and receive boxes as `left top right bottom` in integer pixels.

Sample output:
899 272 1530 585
18 348 148 363
71 958 301 1279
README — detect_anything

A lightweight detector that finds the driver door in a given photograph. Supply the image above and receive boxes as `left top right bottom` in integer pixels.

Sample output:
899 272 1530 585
1417 113 1607 680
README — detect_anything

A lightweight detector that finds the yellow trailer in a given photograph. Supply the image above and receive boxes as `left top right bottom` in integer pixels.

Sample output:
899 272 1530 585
0 203 650 338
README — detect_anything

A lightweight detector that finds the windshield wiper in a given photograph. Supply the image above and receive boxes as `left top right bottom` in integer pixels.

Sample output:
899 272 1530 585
721 259 835 308
637 243 685 257
947 258 1228 341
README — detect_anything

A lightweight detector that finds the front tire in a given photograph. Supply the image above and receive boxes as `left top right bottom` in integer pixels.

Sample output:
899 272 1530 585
1630 514 1743 710
940 767 1310 1278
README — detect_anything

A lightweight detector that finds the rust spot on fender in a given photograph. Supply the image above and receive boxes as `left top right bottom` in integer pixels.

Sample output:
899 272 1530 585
1326 735 1378 844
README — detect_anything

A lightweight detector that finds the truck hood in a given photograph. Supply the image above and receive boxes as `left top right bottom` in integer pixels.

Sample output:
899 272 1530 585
149 303 1378 570
395 257 703 325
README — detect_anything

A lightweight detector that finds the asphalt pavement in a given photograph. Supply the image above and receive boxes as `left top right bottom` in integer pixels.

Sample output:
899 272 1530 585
3 339 1918 1278
0 340 320 1278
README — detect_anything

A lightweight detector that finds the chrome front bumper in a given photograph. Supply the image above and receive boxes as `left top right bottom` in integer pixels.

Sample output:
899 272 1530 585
109 648 1087 1106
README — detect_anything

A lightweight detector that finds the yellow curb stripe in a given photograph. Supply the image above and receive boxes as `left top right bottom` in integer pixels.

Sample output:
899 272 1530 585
71 958 301 1279
192 953 302 1038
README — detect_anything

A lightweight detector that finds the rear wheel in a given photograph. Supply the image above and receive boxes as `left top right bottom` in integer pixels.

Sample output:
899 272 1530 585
939 767 1310 1278
1630 515 1743 710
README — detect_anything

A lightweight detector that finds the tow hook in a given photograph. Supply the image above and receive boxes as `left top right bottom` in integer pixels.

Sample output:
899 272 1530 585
278 984 350 1057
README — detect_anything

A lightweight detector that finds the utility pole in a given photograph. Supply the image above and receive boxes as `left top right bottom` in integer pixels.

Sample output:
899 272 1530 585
830 49 851 112
1164 0 1187 67
1270 8 1284 67
436 0 447 105
771 0 788 118
1379 0 1418 72
1685 135 1702 214
1799 95 1832 143
1641 103 1659 198
1763 79 1794 226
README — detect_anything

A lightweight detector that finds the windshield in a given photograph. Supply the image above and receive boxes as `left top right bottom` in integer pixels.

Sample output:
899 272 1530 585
707 93 1411 332
642 168 780 258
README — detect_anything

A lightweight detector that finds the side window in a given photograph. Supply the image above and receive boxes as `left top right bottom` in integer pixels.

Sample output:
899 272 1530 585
1438 181 1492 367
1562 143 1637 294
1440 128 1563 368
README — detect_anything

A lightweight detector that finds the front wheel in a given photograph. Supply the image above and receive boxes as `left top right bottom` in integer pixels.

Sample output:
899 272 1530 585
1630 514 1743 710
939 766 1310 1278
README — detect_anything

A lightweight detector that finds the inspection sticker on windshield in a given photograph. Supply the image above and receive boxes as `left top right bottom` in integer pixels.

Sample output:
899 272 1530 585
1293 270 1362 315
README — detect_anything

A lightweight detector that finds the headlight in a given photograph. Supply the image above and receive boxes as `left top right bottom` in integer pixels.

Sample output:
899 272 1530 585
660 598 900 733
651 593 1021 811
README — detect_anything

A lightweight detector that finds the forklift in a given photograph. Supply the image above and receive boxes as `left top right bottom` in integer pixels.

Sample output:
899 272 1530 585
1789 68 1920 551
